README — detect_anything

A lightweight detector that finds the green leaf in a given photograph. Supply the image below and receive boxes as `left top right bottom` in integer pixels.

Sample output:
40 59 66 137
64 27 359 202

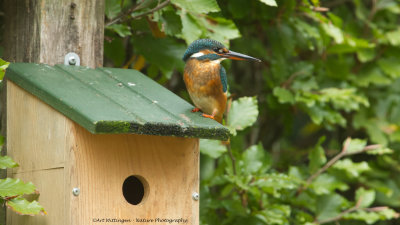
180 11 202 44
310 174 349 195
322 23 344 44
171 0 220 14
258 0 278 7
6 197 46 215
357 48 376 63
386 28 400 46
366 147 394 155
252 173 299 197
352 66 391 87
105 0 121 19
0 178 36 197
227 96 259 131
344 208 399 224
345 138 367 154
107 24 132 37
355 187 375 208
0 156 19 169
378 57 400 78
273 87 294 104
308 136 327 173
200 139 226 158
0 58 10 80
316 194 346 221
132 36 186 77
241 144 270 174
197 16 241 45
255 205 290 225
332 158 370 177
160 9 182 36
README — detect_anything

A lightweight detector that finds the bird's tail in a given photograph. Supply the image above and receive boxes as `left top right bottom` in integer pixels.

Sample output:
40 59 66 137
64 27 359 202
214 114 223 123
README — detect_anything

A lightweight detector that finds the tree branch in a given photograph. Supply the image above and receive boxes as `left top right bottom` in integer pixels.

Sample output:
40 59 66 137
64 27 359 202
297 138 381 195
223 97 248 207
130 0 171 20
317 203 399 224
106 3 143 27
224 98 237 175
106 0 171 27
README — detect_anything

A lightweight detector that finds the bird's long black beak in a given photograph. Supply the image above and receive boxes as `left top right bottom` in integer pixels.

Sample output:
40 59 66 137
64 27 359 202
223 50 261 62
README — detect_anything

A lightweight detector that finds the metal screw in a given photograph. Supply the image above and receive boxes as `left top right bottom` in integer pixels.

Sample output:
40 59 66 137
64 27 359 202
72 188 80 196
65 52 80 66
192 192 199 201
69 56 76 65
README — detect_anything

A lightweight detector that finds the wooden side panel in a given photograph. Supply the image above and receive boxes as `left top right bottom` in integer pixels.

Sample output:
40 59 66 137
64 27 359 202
69 127 200 225
6 169 64 225
7 81 68 172
6 80 75 225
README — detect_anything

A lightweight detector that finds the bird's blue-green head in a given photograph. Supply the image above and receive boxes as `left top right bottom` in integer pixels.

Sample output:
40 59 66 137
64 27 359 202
182 39 261 63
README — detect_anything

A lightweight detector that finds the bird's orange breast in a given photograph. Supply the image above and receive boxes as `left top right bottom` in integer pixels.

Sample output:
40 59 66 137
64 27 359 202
183 58 227 122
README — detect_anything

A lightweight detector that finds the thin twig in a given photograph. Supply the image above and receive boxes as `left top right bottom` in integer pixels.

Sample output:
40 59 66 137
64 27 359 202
316 197 363 224
281 70 307 88
297 138 381 195
306 138 350 185
318 206 358 224
224 97 247 207
106 3 143 27
106 0 171 26
312 6 329 12
226 143 237 175
224 98 236 175
129 0 170 20
317 202 399 224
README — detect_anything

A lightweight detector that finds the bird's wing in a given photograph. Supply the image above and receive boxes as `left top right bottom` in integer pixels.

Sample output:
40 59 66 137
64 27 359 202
220 66 228 93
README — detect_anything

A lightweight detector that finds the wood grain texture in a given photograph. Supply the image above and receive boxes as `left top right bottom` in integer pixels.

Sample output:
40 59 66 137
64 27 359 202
2 0 105 68
70 126 199 225
7 82 70 172
7 80 200 225
7 81 75 225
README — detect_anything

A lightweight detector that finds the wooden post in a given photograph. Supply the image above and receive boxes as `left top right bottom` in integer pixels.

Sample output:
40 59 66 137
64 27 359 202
2 0 104 67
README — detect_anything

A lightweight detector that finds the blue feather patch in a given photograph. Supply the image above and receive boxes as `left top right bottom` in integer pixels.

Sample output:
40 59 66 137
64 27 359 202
197 54 222 61
220 66 228 93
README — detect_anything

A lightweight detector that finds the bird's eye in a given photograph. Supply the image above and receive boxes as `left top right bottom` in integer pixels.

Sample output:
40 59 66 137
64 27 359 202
214 48 224 54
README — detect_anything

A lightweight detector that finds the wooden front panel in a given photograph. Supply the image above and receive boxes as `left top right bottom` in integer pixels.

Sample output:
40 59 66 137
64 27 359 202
70 127 199 225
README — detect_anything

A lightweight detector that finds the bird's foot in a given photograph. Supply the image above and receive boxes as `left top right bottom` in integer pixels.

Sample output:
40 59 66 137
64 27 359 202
201 113 215 120
191 107 201 112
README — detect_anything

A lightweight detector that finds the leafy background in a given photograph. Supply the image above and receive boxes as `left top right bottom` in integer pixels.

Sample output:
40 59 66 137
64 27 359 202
2 0 400 224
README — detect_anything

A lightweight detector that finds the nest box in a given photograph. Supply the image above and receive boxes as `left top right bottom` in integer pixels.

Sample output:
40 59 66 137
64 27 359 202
5 63 229 225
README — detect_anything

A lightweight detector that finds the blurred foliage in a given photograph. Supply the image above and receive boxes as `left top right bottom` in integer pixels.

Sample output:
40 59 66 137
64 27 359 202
102 0 400 224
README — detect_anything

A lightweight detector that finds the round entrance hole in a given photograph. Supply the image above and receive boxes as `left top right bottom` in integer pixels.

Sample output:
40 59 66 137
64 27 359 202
122 175 149 205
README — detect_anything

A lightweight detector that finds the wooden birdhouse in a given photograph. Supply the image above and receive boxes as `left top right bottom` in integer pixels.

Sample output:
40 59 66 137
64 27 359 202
5 63 229 225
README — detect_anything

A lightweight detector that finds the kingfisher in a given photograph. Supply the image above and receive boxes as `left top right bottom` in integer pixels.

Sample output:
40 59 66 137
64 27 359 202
182 39 261 123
